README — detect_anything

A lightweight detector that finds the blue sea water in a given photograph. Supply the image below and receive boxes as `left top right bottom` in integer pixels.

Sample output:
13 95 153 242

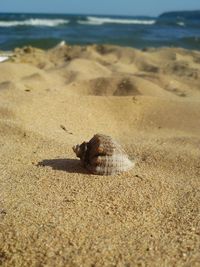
0 12 200 51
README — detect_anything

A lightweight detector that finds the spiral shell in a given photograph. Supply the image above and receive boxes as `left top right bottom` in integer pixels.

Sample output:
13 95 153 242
73 134 134 175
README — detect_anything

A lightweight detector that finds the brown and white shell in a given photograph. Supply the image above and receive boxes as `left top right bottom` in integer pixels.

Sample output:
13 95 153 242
72 134 134 175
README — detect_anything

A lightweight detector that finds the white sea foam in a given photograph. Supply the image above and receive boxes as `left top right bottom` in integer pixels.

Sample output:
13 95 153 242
0 19 69 27
177 22 185 27
78 20 103 25
0 56 9 62
78 16 156 25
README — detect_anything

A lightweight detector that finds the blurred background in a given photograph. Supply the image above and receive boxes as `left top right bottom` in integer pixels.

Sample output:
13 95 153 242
0 0 200 50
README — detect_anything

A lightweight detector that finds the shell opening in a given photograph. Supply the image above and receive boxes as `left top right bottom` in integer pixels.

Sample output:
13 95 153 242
73 145 81 157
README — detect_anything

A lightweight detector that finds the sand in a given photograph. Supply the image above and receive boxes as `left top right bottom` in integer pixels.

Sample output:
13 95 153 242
0 43 200 266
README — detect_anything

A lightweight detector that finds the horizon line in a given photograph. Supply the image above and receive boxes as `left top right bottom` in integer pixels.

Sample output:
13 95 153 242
0 11 157 17
0 9 199 18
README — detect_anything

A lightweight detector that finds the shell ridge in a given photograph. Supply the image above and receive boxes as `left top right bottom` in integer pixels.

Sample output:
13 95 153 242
73 134 135 175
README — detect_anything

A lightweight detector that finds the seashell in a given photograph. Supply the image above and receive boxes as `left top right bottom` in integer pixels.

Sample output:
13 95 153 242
73 134 135 175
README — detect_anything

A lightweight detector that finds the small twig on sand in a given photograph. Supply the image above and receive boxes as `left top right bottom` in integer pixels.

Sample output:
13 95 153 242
60 125 73 135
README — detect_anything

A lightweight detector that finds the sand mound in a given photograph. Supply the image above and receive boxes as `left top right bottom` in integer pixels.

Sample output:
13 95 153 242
64 58 112 80
0 44 200 266
0 81 16 91
0 62 40 82
67 76 140 96
67 75 182 99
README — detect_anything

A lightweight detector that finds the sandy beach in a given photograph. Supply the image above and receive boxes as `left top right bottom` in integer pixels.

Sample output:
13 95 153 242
0 43 200 266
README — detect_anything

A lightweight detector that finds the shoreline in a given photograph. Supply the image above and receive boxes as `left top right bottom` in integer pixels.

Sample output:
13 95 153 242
1 42 200 59
1 12 200 51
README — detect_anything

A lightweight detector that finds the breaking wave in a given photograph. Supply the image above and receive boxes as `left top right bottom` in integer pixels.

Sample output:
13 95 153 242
78 16 156 25
0 18 69 27
177 22 185 27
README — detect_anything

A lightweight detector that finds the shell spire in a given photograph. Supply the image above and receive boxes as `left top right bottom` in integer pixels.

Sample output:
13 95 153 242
73 134 135 175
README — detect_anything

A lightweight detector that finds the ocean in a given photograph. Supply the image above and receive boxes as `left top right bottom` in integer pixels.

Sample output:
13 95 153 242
0 11 200 51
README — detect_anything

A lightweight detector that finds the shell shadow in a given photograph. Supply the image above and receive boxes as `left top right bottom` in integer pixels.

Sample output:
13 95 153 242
37 158 89 174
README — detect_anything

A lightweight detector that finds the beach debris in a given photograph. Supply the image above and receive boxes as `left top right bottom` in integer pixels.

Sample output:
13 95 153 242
60 125 73 134
135 174 143 180
73 133 134 175
0 206 6 220
58 40 66 47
